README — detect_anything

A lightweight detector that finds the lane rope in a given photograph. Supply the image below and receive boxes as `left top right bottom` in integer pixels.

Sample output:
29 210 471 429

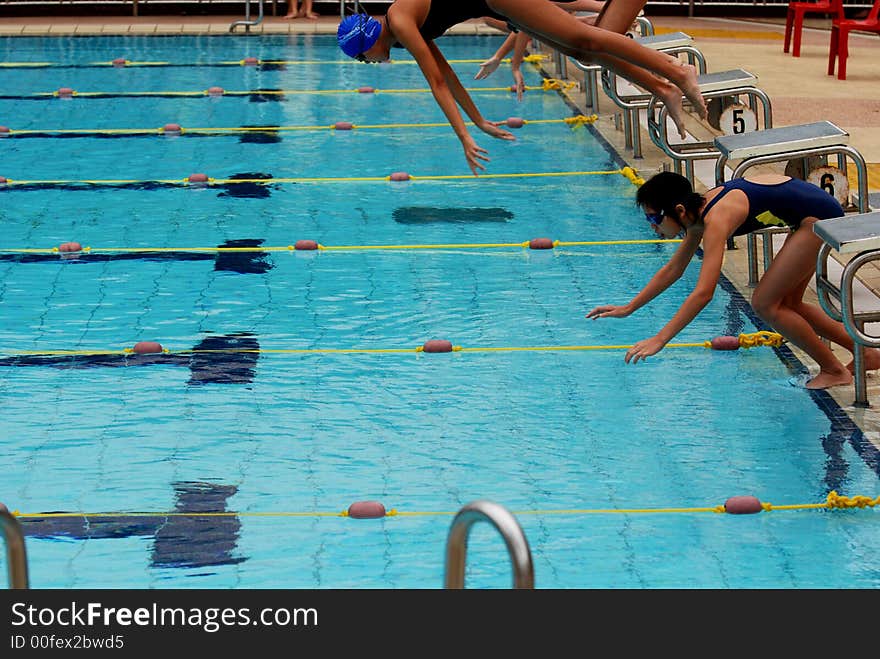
9 492 877 519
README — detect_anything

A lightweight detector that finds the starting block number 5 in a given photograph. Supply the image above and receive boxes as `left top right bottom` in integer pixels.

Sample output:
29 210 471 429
719 104 757 136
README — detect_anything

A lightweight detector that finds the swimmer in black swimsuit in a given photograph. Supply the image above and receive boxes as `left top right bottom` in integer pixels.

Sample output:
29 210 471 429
336 0 706 176
586 171 880 390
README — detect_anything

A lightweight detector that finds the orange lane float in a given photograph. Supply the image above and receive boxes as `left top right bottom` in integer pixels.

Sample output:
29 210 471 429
58 242 82 253
206 86 225 97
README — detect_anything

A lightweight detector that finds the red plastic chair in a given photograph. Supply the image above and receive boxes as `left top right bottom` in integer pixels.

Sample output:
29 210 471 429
828 0 880 79
784 0 845 57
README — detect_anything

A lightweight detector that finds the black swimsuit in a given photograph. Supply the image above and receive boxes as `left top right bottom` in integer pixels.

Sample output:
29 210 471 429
390 0 507 46
389 0 582 45
700 177 845 237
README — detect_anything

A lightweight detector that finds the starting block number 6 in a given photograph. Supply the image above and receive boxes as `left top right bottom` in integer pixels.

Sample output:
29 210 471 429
719 104 757 136
807 165 850 207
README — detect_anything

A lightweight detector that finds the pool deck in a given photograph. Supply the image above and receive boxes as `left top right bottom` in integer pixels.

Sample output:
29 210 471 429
2 10 880 433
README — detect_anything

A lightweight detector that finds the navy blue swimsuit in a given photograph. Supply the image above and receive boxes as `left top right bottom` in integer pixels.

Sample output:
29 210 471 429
700 177 844 237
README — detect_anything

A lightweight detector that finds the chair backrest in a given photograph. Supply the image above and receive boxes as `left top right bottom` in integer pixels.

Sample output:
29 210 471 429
867 0 880 22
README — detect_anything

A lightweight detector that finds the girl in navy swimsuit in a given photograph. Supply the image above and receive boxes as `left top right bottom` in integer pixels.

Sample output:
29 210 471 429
336 0 706 176
587 171 879 390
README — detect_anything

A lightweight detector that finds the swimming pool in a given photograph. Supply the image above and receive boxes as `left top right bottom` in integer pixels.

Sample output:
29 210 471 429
0 33 878 589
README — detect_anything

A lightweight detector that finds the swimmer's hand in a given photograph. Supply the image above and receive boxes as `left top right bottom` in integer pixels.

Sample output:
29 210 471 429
511 69 525 101
474 56 501 80
585 304 632 319
624 335 666 364
462 136 491 176
477 119 516 141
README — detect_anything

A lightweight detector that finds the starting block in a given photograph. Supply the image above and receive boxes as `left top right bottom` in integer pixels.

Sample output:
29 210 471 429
814 210 880 406
647 68 772 186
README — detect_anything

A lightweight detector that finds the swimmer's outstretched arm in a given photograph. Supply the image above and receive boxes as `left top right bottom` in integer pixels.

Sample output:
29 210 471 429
390 11 514 175
587 229 704 361
475 31 528 99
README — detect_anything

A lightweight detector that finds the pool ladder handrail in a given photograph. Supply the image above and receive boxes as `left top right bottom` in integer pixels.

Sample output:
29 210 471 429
230 0 265 33
444 500 534 589
0 503 29 589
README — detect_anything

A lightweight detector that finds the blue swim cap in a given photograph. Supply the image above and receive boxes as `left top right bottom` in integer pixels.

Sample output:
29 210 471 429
337 14 382 59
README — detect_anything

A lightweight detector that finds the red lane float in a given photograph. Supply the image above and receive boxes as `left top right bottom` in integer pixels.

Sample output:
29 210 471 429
294 239 319 251
389 172 410 182
187 173 209 184
710 335 741 351
243 57 259 66
112 58 127 67
206 86 225 97
58 242 82 253
422 339 453 353
529 237 554 250
132 341 164 354
347 501 386 519
57 87 74 98
357 86 375 94
0 126 10 136
334 121 354 130
724 495 763 514
506 117 525 128
163 123 182 135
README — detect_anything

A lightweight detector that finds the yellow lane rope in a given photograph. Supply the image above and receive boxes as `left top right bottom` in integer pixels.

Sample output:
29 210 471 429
9 492 877 519
0 332 785 357
1 237 681 254
0 167 638 186
3 115 597 136
33 85 553 98
0 55 549 68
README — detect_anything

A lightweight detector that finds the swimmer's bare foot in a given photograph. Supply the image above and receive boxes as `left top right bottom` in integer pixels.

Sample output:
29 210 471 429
657 85 688 140
676 62 707 120
283 12 297 19
806 368 853 390
846 347 880 373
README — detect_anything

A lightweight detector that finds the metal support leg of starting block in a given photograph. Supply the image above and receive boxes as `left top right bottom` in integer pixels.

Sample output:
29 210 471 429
646 68 772 188
601 32 707 159
814 210 880 406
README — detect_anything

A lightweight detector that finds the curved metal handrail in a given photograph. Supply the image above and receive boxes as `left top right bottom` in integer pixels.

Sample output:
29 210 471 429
230 0 265 33
444 500 534 589
0 503 29 589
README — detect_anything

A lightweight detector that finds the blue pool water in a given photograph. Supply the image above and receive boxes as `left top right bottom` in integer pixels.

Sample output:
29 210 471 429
0 34 878 589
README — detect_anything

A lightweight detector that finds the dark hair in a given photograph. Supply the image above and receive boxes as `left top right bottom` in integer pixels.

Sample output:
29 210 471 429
636 172 704 216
